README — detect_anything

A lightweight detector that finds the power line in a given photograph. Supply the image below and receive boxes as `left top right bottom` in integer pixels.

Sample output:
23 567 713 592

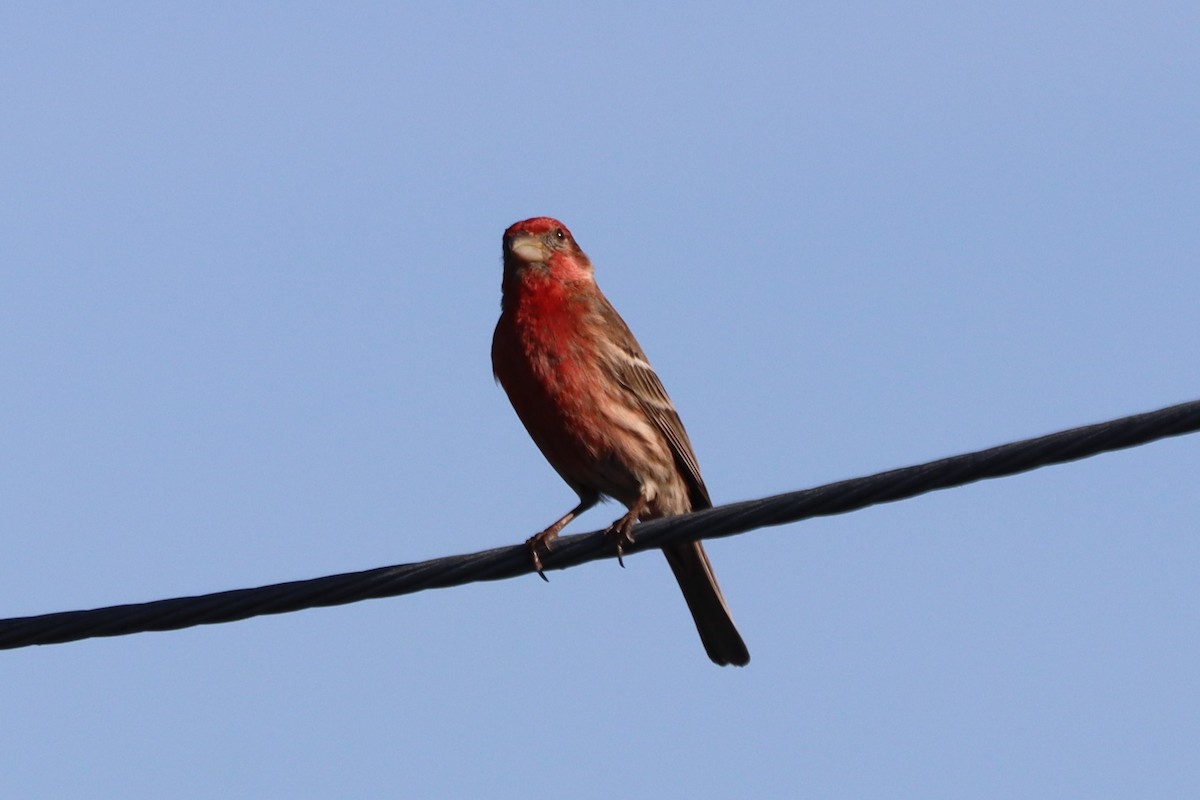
2 399 1197 651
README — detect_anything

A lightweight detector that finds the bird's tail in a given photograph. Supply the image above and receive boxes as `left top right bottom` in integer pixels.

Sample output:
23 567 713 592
662 541 750 667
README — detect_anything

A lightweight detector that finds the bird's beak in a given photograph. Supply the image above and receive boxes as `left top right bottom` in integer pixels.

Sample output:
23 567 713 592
508 233 551 263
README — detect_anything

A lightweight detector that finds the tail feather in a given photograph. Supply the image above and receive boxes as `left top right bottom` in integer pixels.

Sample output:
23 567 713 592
662 542 750 667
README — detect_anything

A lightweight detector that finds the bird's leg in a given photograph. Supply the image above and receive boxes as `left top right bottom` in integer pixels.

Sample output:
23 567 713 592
526 496 597 581
604 495 649 568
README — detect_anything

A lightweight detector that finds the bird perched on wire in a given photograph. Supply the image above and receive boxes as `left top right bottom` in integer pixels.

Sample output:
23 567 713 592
491 217 749 667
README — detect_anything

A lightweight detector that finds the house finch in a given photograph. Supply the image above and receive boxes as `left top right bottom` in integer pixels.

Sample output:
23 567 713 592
491 217 749 667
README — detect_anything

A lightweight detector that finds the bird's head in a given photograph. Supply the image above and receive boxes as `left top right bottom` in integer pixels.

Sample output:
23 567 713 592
502 217 594 287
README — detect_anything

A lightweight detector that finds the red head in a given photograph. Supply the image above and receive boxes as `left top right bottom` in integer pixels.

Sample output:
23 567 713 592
501 217 594 289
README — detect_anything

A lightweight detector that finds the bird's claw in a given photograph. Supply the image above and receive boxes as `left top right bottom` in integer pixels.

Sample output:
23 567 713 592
604 519 636 569
526 531 555 582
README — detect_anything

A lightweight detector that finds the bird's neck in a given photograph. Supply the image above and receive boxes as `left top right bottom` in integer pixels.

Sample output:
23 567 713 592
501 272 593 346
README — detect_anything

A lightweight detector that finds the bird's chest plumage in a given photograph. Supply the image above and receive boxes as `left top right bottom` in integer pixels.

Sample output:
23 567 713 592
500 282 602 419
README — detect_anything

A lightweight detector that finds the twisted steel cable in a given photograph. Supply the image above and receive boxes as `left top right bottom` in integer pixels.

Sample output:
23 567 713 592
2 399 1197 651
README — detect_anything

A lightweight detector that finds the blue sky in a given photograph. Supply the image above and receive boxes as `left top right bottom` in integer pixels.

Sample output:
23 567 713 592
2 3 1197 797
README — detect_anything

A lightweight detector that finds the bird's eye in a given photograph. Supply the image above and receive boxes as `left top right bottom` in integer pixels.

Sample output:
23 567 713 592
553 228 566 241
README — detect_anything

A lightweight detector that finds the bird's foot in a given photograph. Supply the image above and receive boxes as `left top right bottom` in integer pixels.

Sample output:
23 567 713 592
603 510 639 568
525 529 559 582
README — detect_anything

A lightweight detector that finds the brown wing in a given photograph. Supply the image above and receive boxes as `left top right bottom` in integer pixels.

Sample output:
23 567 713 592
591 293 713 510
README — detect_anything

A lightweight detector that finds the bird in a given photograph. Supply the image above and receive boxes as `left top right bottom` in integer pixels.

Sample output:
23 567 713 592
490 216 749 666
